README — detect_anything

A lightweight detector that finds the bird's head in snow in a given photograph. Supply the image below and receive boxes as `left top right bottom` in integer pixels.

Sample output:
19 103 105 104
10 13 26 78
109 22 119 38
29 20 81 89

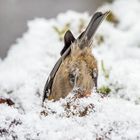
43 11 110 102
59 37 98 98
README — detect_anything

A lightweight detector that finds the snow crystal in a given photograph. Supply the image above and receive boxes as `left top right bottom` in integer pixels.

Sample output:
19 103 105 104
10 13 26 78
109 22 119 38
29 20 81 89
0 0 140 139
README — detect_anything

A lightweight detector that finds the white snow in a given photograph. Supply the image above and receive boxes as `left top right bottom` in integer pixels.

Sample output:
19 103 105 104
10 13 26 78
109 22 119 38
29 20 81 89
0 0 140 139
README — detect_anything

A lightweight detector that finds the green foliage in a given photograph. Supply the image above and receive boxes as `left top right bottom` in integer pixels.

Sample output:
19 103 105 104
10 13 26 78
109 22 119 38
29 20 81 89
97 60 111 95
53 23 70 41
99 61 124 96
98 86 111 95
101 60 110 80
106 11 119 25
53 18 86 41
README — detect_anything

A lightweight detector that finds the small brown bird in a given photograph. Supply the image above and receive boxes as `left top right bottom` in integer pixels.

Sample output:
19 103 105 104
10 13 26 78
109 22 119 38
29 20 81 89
43 11 109 102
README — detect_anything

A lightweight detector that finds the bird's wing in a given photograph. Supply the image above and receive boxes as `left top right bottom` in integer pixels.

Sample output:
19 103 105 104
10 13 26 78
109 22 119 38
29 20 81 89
42 11 109 102
79 11 110 48
60 30 75 56
83 11 110 42
43 47 71 102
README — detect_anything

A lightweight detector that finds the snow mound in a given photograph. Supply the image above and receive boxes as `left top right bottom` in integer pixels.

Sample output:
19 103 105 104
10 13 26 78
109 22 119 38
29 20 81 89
0 0 140 139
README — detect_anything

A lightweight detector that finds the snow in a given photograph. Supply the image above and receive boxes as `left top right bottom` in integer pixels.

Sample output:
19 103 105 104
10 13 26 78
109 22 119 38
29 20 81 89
0 0 140 139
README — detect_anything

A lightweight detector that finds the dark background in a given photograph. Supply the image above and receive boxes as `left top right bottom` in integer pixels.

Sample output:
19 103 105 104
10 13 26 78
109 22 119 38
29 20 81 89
0 0 104 58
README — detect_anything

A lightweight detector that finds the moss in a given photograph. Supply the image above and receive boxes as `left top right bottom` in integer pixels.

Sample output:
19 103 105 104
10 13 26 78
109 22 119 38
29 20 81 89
98 86 111 95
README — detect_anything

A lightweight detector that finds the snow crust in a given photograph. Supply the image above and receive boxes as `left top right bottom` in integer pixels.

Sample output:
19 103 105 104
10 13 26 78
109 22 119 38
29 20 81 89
0 0 140 139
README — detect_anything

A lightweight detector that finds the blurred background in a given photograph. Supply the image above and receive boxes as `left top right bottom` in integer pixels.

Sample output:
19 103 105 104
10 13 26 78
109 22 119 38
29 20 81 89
0 0 106 59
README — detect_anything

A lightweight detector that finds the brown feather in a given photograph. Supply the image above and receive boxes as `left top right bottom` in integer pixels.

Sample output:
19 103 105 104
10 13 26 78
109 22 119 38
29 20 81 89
48 46 97 100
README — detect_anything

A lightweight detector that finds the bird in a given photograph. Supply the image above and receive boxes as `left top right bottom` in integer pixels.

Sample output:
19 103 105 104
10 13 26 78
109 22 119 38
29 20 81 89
43 11 109 102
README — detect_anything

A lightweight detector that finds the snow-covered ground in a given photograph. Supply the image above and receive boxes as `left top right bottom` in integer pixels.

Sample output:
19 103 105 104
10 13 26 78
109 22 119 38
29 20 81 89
1 0 140 139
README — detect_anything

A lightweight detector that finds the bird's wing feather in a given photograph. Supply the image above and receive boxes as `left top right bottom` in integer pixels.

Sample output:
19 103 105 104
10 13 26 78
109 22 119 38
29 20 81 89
42 11 109 102
80 11 110 44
